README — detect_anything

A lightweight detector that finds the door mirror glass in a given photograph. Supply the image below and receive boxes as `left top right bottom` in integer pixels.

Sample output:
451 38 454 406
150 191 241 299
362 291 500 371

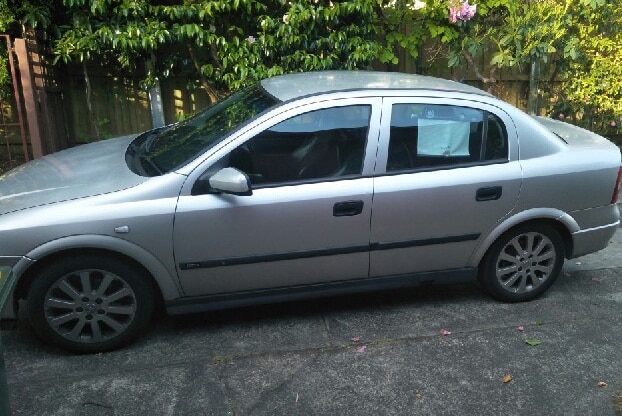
208 167 252 196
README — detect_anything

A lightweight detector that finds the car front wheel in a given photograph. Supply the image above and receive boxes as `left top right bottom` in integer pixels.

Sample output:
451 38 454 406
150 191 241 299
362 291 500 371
480 224 564 302
27 255 154 353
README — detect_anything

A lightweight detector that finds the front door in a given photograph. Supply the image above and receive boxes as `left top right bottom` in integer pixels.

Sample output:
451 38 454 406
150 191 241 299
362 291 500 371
173 99 381 296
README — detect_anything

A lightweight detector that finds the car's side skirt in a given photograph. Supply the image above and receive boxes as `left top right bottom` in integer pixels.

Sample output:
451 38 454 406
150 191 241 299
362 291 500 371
166 268 478 315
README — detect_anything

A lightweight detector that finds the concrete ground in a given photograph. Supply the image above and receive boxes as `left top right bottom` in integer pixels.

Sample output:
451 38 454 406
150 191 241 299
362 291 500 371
2 230 622 415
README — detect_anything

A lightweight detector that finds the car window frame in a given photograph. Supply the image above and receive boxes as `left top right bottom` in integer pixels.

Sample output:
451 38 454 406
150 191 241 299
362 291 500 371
182 97 383 195
375 97 518 176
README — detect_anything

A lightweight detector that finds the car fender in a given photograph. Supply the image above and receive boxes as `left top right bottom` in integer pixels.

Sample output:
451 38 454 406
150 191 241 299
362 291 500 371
468 208 579 267
22 234 183 301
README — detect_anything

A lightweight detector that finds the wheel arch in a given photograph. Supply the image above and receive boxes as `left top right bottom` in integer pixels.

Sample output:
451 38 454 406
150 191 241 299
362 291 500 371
469 209 576 268
13 235 182 315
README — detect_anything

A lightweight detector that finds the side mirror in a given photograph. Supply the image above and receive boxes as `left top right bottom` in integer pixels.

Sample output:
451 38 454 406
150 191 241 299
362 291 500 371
208 167 252 196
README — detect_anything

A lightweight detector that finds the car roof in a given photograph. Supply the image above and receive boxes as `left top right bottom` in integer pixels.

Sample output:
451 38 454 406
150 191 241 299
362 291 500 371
260 70 491 102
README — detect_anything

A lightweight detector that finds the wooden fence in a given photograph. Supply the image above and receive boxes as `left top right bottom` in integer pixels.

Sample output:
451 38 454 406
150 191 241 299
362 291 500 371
62 65 214 144
0 35 556 172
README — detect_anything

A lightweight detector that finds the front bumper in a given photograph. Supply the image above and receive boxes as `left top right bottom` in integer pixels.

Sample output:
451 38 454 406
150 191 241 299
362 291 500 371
0 256 22 269
0 256 34 319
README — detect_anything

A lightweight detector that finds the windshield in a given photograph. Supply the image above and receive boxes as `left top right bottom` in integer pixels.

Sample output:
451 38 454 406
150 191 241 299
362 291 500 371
127 83 280 176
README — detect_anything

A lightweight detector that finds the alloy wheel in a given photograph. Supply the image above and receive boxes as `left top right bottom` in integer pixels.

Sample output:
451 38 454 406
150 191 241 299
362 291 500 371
43 269 137 344
494 231 556 294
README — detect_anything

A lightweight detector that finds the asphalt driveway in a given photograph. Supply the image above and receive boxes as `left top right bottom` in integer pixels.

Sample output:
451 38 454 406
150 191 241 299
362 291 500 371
2 229 622 415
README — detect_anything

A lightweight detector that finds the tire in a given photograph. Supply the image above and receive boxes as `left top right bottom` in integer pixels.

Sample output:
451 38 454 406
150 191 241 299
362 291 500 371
480 224 564 302
27 255 154 353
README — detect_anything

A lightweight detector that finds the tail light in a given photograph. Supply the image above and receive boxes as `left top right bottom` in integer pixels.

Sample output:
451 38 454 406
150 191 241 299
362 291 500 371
612 165 622 204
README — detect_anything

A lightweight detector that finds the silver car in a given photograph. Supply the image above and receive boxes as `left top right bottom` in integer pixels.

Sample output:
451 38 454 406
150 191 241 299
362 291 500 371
1 71 620 353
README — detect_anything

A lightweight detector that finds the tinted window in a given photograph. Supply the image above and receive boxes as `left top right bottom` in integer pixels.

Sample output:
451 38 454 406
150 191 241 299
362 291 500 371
387 104 508 172
226 105 371 186
484 113 509 160
128 84 279 176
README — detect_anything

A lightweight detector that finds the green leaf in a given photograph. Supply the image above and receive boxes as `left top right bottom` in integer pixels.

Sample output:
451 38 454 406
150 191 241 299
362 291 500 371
525 339 542 346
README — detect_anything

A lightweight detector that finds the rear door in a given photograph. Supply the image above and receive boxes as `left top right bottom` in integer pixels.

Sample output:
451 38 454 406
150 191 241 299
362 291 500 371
370 97 522 277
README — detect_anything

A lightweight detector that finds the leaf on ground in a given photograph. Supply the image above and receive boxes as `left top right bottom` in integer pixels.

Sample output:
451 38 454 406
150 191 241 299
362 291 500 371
525 339 542 346
517 325 524 332
440 328 452 336
592 277 602 283
597 381 608 388
415 392 423 400
356 345 367 353
535 320 543 326
351 336 361 343
503 373 513 383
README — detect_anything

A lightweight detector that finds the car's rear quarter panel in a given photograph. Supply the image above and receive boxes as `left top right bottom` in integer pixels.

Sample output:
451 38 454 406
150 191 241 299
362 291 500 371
513 116 621 258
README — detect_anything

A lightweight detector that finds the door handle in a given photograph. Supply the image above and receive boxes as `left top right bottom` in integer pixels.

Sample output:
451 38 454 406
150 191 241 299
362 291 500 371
333 200 364 217
476 186 502 201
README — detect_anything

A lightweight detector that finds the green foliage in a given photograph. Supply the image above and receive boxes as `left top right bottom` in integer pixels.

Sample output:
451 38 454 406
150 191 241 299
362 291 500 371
0 0 13 32
15 0 52 29
51 0 380 98
377 0 621 137
548 1 622 138
0 0 13 95
491 1 570 68
5 0 622 139
376 0 508 74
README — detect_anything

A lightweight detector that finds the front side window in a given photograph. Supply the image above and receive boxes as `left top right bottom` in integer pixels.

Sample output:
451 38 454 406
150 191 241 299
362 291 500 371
225 105 371 186
386 104 508 172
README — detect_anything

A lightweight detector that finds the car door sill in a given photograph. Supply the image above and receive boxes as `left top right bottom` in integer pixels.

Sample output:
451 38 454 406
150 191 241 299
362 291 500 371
166 268 478 315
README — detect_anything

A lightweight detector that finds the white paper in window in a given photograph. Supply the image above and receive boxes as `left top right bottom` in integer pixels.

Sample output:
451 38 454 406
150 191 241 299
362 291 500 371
417 119 470 156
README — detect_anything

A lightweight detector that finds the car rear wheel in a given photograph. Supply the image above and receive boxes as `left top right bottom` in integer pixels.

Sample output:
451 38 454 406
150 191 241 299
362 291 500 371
480 224 564 302
27 255 154 353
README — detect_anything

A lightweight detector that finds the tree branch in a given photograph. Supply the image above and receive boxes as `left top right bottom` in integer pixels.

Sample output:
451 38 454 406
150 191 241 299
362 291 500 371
462 52 497 85
186 43 218 104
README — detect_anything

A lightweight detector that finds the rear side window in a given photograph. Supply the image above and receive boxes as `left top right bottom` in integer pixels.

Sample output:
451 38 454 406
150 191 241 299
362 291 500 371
484 113 508 161
386 104 508 172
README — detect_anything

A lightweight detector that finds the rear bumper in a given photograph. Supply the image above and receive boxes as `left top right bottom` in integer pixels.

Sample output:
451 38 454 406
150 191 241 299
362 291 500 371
570 220 620 258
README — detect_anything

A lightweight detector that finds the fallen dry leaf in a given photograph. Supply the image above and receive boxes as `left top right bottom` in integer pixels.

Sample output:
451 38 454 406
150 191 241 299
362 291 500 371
597 381 608 388
592 277 602 283
351 336 361 343
356 345 367 353
503 374 512 384
415 392 423 401
440 328 452 336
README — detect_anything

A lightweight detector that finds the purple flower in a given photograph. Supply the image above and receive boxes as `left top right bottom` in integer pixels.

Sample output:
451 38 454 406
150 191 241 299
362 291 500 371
448 0 477 23
460 1 477 19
